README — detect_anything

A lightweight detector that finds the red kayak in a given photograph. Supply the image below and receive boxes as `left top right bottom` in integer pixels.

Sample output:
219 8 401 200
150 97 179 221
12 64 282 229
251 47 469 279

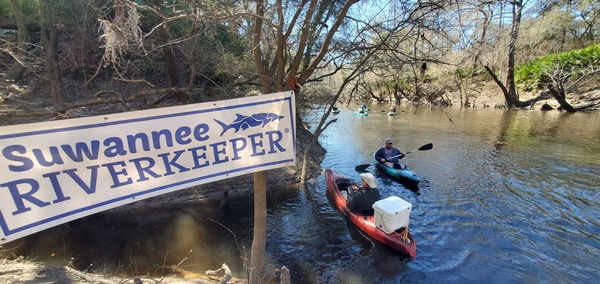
325 169 416 258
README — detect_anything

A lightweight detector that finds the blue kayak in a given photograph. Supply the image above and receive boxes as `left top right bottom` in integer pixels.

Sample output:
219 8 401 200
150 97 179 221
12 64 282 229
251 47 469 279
373 154 420 187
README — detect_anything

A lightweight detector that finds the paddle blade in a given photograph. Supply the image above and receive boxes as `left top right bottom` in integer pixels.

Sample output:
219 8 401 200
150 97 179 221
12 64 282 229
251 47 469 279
355 164 371 171
418 143 433 151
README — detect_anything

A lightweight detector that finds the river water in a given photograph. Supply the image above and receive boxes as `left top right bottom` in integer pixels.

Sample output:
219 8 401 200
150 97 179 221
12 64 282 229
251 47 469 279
6 104 600 283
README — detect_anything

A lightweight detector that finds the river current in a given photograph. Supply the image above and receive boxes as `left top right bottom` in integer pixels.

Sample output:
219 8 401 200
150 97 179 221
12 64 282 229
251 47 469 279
6 104 600 283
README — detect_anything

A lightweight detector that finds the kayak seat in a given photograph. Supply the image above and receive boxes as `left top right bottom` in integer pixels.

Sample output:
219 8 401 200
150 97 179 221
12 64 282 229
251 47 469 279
381 161 406 170
336 181 350 192
393 163 407 169
351 209 375 216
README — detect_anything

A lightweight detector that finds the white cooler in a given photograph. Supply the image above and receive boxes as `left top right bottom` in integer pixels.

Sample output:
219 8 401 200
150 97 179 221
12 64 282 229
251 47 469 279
373 196 412 234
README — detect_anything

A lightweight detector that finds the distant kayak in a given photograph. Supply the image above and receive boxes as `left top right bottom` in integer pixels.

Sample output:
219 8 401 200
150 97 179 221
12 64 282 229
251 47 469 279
388 111 396 116
354 111 368 116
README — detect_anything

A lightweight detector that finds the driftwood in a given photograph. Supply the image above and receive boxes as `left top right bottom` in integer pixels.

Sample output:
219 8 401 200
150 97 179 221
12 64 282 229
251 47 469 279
206 263 233 284
169 263 243 283
172 263 289 284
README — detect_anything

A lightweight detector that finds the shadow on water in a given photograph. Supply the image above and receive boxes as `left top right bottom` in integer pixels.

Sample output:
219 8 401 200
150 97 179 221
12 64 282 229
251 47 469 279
344 220 411 278
373 169 421 194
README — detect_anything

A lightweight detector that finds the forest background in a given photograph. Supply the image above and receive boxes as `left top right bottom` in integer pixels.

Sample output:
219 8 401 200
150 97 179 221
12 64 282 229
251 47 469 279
0 0 599 283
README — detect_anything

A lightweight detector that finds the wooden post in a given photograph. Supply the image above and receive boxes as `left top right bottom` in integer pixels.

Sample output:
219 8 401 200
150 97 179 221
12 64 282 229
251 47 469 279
249 171 267 283
280 266 290 284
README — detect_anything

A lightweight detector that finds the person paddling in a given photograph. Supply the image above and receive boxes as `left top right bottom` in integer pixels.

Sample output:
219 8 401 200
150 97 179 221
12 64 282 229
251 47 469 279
375 138 406 169
347 173 381 215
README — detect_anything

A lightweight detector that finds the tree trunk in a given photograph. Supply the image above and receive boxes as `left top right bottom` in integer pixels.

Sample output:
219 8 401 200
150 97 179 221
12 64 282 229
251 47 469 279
152 0 190 103
547 87 576 113
300 140 313 184
252 0 271 93
7 0 27 58
40 0 64 111
505 1 523 108
2 2 30 83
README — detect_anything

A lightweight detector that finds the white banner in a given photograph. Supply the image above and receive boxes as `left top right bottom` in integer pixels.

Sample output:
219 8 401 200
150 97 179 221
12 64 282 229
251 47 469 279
0 91 296 244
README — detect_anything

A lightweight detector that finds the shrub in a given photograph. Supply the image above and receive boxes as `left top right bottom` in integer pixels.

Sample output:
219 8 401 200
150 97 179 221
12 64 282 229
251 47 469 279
516 45 600 91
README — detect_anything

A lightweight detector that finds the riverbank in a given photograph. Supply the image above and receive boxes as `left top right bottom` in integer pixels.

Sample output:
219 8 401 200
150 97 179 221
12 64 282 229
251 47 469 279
0 257 245 283
445 80 600 110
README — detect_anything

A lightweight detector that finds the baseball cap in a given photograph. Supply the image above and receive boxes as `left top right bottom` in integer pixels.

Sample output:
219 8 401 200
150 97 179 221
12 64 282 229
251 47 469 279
385 139 393 144
360 173 377 188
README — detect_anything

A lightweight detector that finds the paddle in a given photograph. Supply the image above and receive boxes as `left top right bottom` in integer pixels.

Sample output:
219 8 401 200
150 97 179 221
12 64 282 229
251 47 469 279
354 143 433 171
404 142 433 154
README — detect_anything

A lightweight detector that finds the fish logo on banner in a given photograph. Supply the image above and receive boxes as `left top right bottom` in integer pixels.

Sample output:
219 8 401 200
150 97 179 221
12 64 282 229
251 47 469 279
214 113 284 136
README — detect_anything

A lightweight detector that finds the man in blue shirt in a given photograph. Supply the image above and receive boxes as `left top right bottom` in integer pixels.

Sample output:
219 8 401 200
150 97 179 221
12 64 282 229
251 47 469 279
375 139 405 169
